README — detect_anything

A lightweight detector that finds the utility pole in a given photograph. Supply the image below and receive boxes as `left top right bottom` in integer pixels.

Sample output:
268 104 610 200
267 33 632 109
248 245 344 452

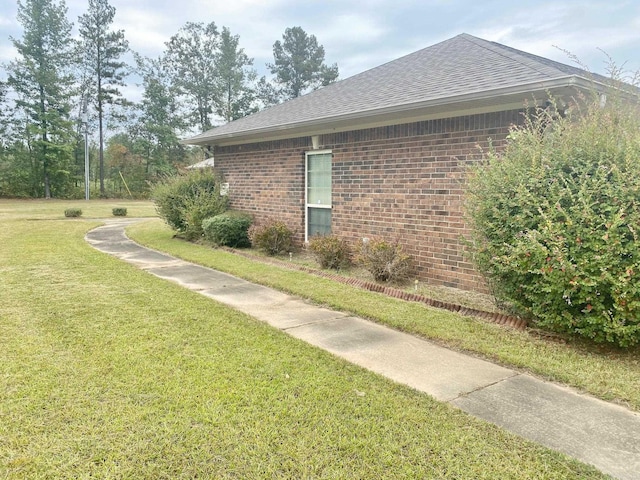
82 102 90 200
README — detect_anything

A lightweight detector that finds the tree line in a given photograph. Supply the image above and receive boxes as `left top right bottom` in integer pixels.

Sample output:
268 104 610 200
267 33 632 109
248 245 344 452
0 0 339 199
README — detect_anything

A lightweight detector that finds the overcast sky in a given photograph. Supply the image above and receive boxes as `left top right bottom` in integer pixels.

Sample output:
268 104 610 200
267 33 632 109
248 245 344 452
1 0 639 100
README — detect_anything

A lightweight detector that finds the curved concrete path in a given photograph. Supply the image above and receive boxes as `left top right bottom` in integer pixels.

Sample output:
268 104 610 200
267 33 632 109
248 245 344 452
86 220 640 480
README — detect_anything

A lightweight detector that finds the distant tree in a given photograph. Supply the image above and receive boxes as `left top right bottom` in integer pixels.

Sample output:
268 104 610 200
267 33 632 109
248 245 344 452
0 94 38 197
255 76 282 108
0 81 9 146
105 133 146 197
165 21 219 132
7 0 77 198
79 0 129 196
214 26 259 122
267 26 339 100
133 54 188 176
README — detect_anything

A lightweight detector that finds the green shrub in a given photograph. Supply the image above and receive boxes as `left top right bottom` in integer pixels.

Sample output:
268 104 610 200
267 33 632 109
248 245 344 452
309 234 352 270
181 191 229 241
203 211 253 247
248 218 296 255
466 90 640 347
151 169 228 240
112 207 127 217
64 208 82 218
357 238 413 282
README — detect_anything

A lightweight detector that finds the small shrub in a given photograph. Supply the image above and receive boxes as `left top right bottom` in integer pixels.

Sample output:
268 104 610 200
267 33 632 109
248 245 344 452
112 207 127 217
64 208 82 218
357 238 413 282
203 211 253 248
151 169 228 240
309 234 352 270
248 218 296 255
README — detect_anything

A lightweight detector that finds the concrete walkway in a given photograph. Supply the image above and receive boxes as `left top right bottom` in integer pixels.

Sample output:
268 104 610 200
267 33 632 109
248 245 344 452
86 220 640 480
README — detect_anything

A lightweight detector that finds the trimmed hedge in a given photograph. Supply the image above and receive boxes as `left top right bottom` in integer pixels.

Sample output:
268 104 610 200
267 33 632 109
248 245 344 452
203 211 253 248
64 208 82 218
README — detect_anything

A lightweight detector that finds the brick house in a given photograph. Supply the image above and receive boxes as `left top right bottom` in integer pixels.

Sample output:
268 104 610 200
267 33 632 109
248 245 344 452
184 33 607 292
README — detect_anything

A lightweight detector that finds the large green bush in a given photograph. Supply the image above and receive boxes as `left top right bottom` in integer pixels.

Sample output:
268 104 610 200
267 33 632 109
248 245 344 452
202 211 253 247
151 169 228 240
466 90 640 347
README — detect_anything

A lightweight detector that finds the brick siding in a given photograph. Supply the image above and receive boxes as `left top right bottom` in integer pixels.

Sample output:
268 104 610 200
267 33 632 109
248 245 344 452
213 109 524 292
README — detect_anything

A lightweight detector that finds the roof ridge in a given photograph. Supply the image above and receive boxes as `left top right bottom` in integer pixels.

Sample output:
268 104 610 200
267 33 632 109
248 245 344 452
458 33 574 78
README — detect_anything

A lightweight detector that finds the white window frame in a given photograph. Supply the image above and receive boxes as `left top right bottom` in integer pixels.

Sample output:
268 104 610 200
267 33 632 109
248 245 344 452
305 149 332 241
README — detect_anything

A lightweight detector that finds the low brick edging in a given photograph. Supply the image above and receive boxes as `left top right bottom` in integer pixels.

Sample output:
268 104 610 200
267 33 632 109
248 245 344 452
223 248 528 330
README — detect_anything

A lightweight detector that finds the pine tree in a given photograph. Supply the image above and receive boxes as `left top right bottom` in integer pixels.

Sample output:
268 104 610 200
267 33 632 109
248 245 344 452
134 55 187 176
214 27 258 123
268 26 339 100
79 0 129 196
7 0 77 198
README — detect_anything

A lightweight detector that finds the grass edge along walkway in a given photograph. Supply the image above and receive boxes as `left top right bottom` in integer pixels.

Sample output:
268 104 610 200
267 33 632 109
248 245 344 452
127 218 640 413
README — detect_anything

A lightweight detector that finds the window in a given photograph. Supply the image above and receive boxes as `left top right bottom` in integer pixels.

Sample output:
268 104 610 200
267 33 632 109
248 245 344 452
305 151 332 239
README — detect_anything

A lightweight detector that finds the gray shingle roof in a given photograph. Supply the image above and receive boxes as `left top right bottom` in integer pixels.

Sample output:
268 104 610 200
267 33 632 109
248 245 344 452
185 33 605 146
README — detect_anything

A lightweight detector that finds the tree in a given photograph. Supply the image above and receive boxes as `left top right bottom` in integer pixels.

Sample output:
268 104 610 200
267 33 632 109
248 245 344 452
0 81 11 152
79 0 129 196
214 27 259 122
466 89 640 347
255 76 282 108
7 0 77 198
105 133 146 197
165 21 219 132
133 55 188 177
267 26 339 100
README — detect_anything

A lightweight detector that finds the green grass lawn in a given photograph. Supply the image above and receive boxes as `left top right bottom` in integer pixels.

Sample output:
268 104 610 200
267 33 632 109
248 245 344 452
0 200 610 478
128 219 640 414
0 198 158 220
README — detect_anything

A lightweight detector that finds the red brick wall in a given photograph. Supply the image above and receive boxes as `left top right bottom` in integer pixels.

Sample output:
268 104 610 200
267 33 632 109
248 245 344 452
214 109 524 291
213 137 308 236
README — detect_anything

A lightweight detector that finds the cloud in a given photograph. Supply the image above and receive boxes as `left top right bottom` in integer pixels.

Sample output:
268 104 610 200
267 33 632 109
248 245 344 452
0 6 20 66
112 7 174 58
472 1 640 73
320 13 388 46
1 0 639 91
0 14 14 27
0 44 17 70
318 14 388 73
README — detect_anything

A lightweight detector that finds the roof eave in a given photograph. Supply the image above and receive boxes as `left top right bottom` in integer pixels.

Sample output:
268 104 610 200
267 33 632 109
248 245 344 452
183 75 603 148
